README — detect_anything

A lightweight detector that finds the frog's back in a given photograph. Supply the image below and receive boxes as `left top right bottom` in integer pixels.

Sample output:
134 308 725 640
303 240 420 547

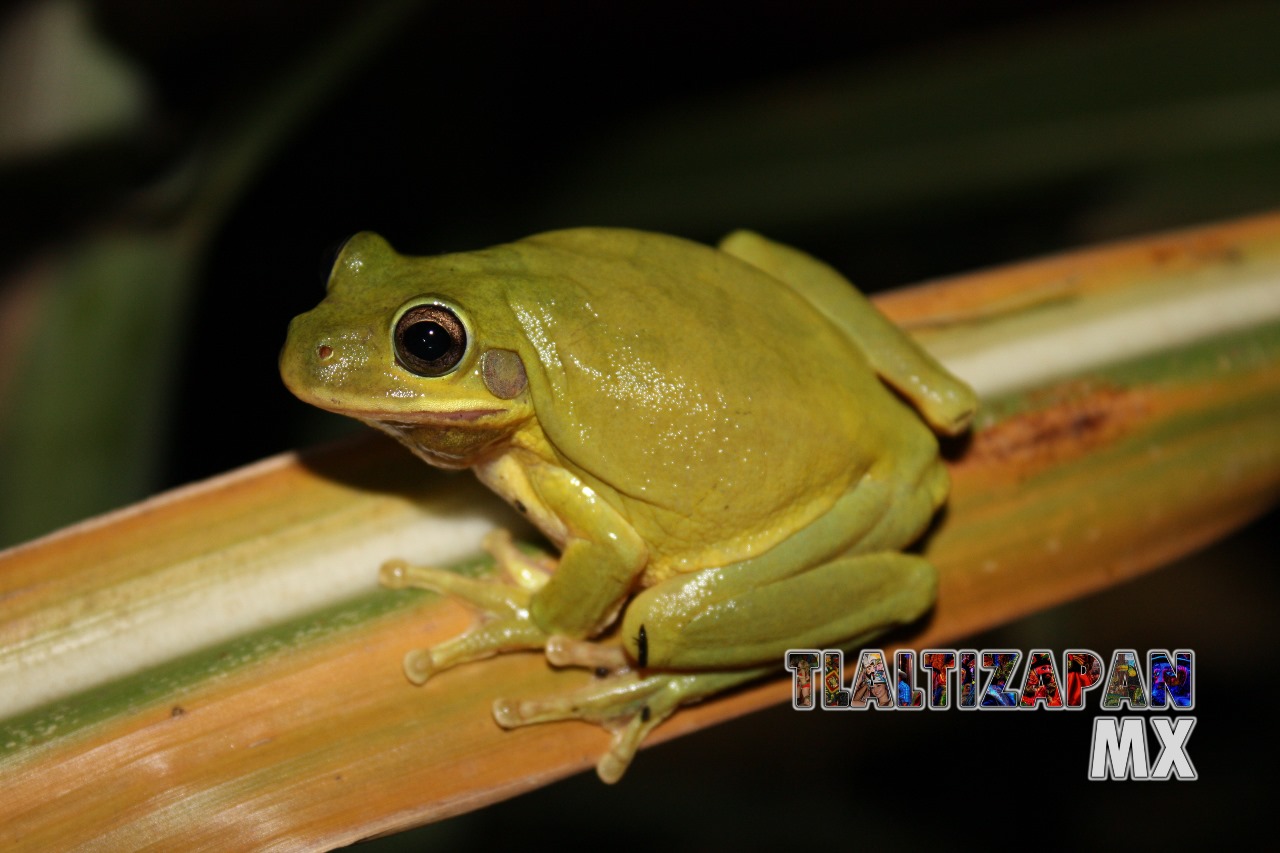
493 229 938 575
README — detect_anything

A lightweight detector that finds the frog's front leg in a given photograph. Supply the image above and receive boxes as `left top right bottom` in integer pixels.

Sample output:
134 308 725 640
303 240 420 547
382 458 647 683
379 530 551 682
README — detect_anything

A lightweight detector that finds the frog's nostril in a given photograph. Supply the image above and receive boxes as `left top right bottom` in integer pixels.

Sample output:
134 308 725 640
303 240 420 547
317 344 333 360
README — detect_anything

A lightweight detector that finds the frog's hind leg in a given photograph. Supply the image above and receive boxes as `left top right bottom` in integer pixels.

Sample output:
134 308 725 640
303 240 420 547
493 666 772 783
494 551 936 781
619 551 937 671
719 230 977 435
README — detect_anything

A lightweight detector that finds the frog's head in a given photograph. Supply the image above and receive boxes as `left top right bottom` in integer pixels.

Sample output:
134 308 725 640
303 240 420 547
280 232 536 469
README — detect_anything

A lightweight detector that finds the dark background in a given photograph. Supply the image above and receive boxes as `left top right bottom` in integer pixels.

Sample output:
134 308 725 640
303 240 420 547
0 0 1275 846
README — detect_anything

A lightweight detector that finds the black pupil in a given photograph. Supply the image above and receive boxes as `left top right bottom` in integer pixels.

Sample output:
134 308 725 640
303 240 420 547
404 321 453 363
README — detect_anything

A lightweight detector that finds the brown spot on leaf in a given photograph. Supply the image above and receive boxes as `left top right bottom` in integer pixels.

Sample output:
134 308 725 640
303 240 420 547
959 382 1148 473
1148 235 1245 272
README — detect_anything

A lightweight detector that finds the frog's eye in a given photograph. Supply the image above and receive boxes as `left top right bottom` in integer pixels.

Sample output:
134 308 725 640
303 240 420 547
394 304 467 376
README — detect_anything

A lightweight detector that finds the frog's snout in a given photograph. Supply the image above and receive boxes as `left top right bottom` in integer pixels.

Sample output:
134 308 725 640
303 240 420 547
279 312 333 400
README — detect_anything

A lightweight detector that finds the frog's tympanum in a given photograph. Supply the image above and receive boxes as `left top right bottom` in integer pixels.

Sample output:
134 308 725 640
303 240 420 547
281 228 977 782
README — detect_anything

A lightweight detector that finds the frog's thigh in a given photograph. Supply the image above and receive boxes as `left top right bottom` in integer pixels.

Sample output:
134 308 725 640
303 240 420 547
622 552 936 670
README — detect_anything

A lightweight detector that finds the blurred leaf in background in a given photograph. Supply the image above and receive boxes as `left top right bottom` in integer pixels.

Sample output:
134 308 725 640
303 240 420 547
0 0 420 547
0 0 148 161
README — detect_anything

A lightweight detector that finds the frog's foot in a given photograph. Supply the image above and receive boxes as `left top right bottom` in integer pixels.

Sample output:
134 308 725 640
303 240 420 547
379 557 547 684
493 667 768 783
545 635 630 673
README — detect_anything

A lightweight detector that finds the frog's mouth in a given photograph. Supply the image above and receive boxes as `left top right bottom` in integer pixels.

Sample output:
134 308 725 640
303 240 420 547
347 406 507 424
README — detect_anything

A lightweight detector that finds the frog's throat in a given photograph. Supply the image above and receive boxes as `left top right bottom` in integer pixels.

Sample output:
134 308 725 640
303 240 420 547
363 418 514 470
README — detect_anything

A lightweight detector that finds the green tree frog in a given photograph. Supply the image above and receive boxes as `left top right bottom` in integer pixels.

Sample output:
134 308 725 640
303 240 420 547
280 228 976 782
